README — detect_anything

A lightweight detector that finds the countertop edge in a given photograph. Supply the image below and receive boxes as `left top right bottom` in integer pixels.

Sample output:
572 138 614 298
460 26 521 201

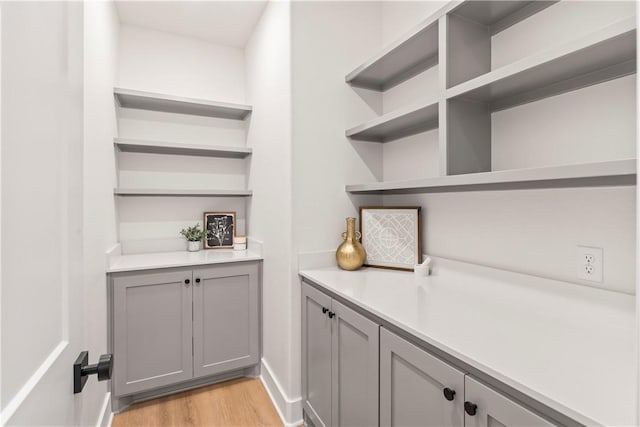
107 251 263 274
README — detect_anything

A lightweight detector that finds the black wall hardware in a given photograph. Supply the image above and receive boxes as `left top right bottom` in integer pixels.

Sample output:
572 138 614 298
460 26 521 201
73 351 113 393
464 401 478 416
443 387 456 401
328 311 335 318
322 307 328 314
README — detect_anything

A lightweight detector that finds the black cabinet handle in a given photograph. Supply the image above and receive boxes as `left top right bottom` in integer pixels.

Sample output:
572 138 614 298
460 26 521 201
185 279 190 285
328 311 335 318
464 401 478 416
443 387 456 401
195 278 201 283
322 307 328 314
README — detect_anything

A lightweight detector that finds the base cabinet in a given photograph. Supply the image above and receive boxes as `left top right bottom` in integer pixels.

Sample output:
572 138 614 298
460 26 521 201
113 270 194 395
464 376 555 427
302 282 379 427
380 328 465 427
302 280 561 427
111 261 260 398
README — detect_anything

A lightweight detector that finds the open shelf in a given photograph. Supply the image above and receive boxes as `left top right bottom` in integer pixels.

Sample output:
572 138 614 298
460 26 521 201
114 188 253 197
346 101 439 142
446 18 636 112
345 18 439 91
114 88 252 120
114 138 252 158
450 1 558 36
346 159 636 194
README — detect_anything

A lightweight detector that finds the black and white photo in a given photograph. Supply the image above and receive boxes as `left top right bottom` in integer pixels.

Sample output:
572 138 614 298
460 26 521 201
203 212 235 249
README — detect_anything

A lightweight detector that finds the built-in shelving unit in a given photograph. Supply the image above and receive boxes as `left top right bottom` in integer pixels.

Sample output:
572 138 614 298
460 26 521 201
114 188 253 197
345 0 637 194
346 160 636 194
114 87 252 120
346 101 438 142
114 138 252 158
345 19 439 91
446 17 636 112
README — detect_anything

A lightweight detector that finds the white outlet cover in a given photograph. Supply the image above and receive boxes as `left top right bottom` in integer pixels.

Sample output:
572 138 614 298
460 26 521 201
576 246 603 283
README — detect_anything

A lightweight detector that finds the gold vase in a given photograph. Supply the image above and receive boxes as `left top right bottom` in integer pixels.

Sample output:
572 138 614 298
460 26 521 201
336 217 366 271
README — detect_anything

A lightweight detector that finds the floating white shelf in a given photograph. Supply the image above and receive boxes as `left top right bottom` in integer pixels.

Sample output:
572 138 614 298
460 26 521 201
346 19 439 91
446 18 637 112
450 1 558 35
346 159 636 194
346 101 439 142
114 87 252 120
114 188 253 197
114 138 252 158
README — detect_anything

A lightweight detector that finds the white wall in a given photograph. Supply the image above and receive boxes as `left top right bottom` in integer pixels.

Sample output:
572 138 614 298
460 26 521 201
116 25 250 254
378 0 636 294
244 2 296 421
290 2 384 418
82 0 120 423
118 24 246 103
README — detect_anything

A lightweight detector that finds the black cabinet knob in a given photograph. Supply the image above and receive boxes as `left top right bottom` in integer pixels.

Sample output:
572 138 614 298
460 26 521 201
443 387 456 401
464 401 478 416
328 311 335 318
185 279 190 285
195 278 201 283
322 307 328 314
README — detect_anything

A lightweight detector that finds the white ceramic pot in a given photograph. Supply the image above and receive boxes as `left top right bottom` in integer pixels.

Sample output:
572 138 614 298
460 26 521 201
187 241 201 252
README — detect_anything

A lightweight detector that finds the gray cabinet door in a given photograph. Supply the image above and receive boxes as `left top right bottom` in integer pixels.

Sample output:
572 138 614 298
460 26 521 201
331 300 379 427
192 262 259 378
301 282 333 427
112 270 193 396
464 376 555 427
380 328 465 427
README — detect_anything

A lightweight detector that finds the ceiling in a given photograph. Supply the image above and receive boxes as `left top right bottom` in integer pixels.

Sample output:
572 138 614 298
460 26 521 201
115 1 268 49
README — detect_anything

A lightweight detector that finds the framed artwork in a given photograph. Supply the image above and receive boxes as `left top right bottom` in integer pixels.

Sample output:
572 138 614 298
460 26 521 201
203 212 235 249
359 206 421 271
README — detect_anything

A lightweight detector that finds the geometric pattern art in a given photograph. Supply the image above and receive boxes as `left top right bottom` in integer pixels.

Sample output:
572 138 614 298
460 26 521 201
360 208 420 270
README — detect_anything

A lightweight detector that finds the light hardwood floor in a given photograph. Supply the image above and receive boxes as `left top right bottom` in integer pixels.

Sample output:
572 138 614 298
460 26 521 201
111 378 283 427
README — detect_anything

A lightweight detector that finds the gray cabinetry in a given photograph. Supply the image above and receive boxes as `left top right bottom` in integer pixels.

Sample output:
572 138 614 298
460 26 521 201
113 270 193 395
110 261 260 401
380 328 464 427
464 376 554 427
301 282 379 427
193 263 259 378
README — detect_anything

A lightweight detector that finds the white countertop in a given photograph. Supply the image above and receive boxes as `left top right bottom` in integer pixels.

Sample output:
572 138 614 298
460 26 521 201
299 260 636 427
108 249 262 273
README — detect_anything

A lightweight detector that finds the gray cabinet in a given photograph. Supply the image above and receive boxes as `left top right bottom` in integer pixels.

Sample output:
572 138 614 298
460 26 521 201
113 270 194 395
464 376 554 427
301 282 379 427
111 261 260 398
193 263 259 378
380 328 465 427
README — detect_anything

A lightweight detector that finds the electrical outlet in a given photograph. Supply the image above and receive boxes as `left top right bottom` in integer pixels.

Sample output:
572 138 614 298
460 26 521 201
576 246 603 282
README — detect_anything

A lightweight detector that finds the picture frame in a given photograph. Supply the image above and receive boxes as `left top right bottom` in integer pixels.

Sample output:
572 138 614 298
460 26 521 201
203 211 235 249
359 206 422 271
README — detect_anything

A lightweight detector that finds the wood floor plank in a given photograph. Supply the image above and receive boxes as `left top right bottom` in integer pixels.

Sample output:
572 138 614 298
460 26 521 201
112 378 283 427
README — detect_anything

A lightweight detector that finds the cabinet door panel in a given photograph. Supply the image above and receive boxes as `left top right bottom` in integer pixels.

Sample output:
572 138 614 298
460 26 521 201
465 376 555 427
113 271 193 396
193 262 259 378
331 300 379 427
302 282 333 427
380 328 464 427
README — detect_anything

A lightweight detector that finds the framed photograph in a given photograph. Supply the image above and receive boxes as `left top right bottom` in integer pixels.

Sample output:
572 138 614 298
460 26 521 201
359 206 422 271
203 212 235 249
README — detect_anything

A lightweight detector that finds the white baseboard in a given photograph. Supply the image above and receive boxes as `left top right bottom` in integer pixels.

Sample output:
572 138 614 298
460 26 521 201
259 359 303 427
97 392 112 427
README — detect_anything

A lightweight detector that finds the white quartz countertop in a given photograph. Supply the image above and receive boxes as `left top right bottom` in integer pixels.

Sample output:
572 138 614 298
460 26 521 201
108 249 262 273
299 260 636 427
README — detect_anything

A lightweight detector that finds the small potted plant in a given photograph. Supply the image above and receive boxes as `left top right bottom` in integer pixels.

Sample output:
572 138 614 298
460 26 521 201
180 224 208 252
